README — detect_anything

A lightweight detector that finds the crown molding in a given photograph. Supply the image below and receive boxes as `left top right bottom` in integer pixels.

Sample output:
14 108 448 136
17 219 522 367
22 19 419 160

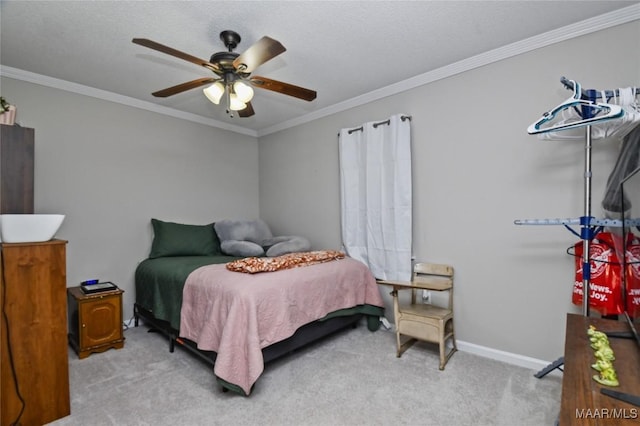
0 66 258 137
258 4 640 137
1 4 638 138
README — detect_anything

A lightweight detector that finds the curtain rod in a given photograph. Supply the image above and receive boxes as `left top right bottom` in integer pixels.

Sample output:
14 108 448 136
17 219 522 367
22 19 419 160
339 115 412 136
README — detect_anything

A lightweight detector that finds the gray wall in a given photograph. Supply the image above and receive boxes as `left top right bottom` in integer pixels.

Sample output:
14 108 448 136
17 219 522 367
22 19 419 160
259 21 640 363
0 78 260 318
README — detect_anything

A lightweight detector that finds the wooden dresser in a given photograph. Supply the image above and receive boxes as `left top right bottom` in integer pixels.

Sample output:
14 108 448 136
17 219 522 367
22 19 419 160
560 314 640 425
0 240 70 425
0 124 34 214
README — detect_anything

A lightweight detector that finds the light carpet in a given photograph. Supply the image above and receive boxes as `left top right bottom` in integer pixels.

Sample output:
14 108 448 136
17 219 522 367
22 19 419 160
49 322 561 426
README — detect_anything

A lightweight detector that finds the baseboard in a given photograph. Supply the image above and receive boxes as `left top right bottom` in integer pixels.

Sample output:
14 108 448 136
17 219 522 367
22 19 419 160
456 339 563 377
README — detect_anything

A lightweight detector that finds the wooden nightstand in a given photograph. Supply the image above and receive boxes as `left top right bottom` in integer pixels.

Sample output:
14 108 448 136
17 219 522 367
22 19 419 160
67 286 125 359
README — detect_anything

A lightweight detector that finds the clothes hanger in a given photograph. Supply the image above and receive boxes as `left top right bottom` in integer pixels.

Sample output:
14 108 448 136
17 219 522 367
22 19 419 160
528 80 624 135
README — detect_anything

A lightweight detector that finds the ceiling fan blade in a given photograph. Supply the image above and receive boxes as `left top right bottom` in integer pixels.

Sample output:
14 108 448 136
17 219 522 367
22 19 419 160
238 102 255 118
152 77 216 97
250 76 317 101
132 38 221 73
233 37 286 73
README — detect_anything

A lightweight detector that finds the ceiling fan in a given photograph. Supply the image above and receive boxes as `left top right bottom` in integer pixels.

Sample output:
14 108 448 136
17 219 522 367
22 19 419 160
132 30 317 118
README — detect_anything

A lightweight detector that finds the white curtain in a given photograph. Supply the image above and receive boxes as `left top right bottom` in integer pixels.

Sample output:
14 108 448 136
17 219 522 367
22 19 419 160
339 113 412 281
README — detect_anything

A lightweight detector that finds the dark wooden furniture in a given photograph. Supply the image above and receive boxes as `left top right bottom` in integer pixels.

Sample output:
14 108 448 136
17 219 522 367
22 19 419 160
0 124 34 214
560 314 640 425
67 286 125 359
0 240 70 425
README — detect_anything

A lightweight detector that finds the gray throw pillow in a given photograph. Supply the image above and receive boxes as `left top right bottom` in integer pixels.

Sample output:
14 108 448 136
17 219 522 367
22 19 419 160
214 219 273 244
220 240 265 257
265 236 311 257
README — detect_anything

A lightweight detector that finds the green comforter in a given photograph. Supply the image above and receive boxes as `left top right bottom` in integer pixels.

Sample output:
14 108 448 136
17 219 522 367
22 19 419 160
135 255 240 330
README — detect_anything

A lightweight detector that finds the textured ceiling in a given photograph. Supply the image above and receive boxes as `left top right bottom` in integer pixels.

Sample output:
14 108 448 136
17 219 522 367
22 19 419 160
1 1 638 135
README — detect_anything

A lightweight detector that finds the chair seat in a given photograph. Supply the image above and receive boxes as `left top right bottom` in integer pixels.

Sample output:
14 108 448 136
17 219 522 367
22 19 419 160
399 304 452 320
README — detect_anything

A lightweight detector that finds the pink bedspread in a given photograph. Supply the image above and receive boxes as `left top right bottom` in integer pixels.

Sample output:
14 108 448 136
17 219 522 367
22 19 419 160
179 257 383 395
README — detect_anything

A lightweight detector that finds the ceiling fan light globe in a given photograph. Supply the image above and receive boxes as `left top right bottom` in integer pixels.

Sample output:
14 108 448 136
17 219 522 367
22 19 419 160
203 81 225 104
229 94 247 111
233 81 254 103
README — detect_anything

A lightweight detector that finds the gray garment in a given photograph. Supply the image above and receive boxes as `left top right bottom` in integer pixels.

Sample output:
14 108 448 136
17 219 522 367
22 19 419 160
602 123 640 213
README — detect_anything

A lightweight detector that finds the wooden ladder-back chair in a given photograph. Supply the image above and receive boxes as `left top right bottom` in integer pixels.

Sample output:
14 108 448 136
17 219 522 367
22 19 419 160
381 262 456 370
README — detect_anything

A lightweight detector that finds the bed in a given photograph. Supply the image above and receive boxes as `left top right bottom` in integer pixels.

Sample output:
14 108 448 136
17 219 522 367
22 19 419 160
134 219 385 396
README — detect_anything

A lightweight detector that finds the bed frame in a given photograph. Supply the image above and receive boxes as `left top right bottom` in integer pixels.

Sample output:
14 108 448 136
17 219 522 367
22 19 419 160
134 303 367 377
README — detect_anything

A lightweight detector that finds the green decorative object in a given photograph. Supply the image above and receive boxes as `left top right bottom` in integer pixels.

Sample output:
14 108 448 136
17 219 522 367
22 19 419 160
0 97 10 112
0 97 16 125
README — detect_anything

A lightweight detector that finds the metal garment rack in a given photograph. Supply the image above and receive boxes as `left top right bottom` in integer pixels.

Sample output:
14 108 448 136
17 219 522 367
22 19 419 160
560 76 640 101
517 77 630 378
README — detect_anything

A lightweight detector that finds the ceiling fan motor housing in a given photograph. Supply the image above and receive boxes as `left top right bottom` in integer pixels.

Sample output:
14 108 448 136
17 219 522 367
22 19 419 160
209 51 240 71
220 30 241 51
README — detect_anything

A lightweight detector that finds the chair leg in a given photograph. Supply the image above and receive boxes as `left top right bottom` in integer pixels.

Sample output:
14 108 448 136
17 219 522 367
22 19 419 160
439 320 446 370
396 332 417 358
439 347 457 370
451 328 457 351
439 319 457 370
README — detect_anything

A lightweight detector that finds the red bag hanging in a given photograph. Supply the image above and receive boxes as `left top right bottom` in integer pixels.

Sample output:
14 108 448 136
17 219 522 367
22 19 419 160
625 237 640 318
572 232 624 316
